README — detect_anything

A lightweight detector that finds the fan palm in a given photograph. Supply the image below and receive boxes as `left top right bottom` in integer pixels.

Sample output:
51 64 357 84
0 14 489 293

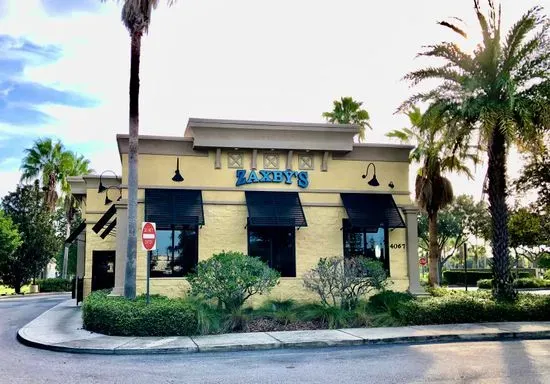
388 106 477 286
101 0 176 299
20 138 66 212
401 1 549 300
323 97 372 142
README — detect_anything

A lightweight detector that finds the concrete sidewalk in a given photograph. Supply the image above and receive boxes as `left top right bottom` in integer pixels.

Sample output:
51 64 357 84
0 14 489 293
18 299 550 355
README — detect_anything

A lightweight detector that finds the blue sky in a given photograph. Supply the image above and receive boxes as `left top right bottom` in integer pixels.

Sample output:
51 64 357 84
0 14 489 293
0 0 545 200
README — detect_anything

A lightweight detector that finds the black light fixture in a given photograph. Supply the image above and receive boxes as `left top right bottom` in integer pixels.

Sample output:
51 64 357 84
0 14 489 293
98 170 118 193
362 162 380 187
388 181 395 189
172 158 184 182
104 186 122 205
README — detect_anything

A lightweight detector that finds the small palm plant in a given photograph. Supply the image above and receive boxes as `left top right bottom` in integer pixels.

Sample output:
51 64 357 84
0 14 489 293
323 97 372 142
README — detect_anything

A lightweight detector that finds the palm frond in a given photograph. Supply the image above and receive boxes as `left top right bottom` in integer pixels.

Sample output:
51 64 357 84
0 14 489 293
437 21 468 38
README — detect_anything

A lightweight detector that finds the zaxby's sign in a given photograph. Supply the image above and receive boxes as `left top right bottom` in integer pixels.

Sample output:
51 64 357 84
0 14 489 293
236 169 309 189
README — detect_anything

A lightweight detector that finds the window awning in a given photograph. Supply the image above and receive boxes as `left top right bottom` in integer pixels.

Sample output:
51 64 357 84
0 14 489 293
100 218 117 239
340 193 406 231
145 189 205 227
245 191 307 227
65 221 86 244
92 205 116 234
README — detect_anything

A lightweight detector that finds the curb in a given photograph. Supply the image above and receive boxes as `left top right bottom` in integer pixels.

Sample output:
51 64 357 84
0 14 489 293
0 292 71 300
17 327 550 356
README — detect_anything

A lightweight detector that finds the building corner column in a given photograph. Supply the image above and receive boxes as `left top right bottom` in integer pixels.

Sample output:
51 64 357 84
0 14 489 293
403 206 426 296
110 201 128 296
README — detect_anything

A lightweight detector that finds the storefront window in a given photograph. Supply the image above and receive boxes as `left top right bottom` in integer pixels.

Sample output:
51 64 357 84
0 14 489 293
343 219 390 272
150 226 198 277
248 226 296 277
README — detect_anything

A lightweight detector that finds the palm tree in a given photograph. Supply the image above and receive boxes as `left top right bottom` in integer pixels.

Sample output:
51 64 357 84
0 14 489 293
387 106 477 286
400 1 549 300
323 97 372 142
60 153 93 278
20 138 66 212
102 0 176 299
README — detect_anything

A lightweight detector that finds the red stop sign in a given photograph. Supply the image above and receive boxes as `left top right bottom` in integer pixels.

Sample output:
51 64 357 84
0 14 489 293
419 257 427 266
141 222 156 251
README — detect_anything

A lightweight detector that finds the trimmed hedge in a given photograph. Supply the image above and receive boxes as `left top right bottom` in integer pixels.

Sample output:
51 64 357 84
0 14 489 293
82 291 198 336
397 293 550 325
443 270 533 285
477 277 550 289
36 278 71 292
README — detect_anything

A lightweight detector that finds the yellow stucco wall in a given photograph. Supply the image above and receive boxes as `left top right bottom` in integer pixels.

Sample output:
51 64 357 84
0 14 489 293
83 147 413 302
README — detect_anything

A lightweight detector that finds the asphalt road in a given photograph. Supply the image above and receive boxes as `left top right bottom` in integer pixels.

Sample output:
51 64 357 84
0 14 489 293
1 295 550 384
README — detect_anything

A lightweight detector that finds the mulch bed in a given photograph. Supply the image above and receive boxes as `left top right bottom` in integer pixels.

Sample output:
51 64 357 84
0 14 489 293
242 318 326 332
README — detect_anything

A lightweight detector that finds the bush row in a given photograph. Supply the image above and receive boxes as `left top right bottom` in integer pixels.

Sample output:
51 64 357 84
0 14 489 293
443 270 533 285
82 291 198 336
397 293 550 325
36 278 71 292
477 277 550 289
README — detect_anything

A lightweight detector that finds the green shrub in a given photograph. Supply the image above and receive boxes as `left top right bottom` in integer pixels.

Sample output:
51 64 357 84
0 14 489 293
514 278 550 288
477 279 492 289
188 251 280 311
443 270 534 285
300 303 352 329
397 293 550 325
82 291 199 336
545 270 550 280
36 278 71 292
303 257 388 310
368 290 414 314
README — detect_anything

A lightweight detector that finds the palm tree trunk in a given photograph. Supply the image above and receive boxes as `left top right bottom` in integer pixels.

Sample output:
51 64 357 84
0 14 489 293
428 211 439 287
124 30 142 300
488 128 515 301
47 173 57 212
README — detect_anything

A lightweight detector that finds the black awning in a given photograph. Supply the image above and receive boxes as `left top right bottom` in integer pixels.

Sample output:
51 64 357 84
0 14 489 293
145 189 204 227
92 205 116 234
245 191 307 227
100 218 117 239
65 221 86 244
340 193 406 230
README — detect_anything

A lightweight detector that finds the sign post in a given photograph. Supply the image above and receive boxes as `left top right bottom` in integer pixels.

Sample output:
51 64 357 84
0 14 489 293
419 257 427 280
141 222 156 305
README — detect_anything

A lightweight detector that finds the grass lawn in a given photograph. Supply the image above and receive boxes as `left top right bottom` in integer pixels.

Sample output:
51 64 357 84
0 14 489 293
0 285 30 295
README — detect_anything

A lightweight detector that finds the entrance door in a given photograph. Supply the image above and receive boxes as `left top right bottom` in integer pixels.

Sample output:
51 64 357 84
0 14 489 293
91 251 115 291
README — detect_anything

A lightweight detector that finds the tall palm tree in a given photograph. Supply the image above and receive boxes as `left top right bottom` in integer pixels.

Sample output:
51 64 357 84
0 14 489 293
323 97 372 142
387 106 477 286
400 1 549 300
60 153 93 278
102 0 176 299
20 138 66 212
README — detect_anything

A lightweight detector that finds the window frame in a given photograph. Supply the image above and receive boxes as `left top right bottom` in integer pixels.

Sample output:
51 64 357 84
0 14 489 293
149 224 199 278
342 219 390 274
247 223 297 277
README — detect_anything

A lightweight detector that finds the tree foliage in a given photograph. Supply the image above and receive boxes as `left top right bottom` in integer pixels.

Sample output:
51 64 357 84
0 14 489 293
1 183 61 293
303 257 388 310
401 1 550 301
323 97 372 142
508 207 550 267
0 211 22 283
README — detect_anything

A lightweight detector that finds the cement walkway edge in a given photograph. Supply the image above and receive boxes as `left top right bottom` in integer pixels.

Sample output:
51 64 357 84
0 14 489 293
18 300 550 355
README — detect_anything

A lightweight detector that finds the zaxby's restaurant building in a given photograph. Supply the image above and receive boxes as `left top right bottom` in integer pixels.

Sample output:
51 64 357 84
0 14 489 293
67 119 423 301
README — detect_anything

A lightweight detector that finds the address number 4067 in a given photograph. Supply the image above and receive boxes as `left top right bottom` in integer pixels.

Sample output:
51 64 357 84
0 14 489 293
390 243 406 249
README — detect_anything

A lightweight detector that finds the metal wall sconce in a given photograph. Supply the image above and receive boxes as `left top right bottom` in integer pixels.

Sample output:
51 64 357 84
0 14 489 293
98 170 118 193
362 162 380 187
172 158 184 182
388 181 395 189
104 186 122 205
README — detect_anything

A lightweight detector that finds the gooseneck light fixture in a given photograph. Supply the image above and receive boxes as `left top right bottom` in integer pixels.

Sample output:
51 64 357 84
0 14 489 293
362 162 380 187
172 158 184 182
98 170 118 193
104 186 122 205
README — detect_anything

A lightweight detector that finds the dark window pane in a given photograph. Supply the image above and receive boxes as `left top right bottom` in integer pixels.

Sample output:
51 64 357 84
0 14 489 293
343 219 390 273
248 226 295 277
150 226 198 278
